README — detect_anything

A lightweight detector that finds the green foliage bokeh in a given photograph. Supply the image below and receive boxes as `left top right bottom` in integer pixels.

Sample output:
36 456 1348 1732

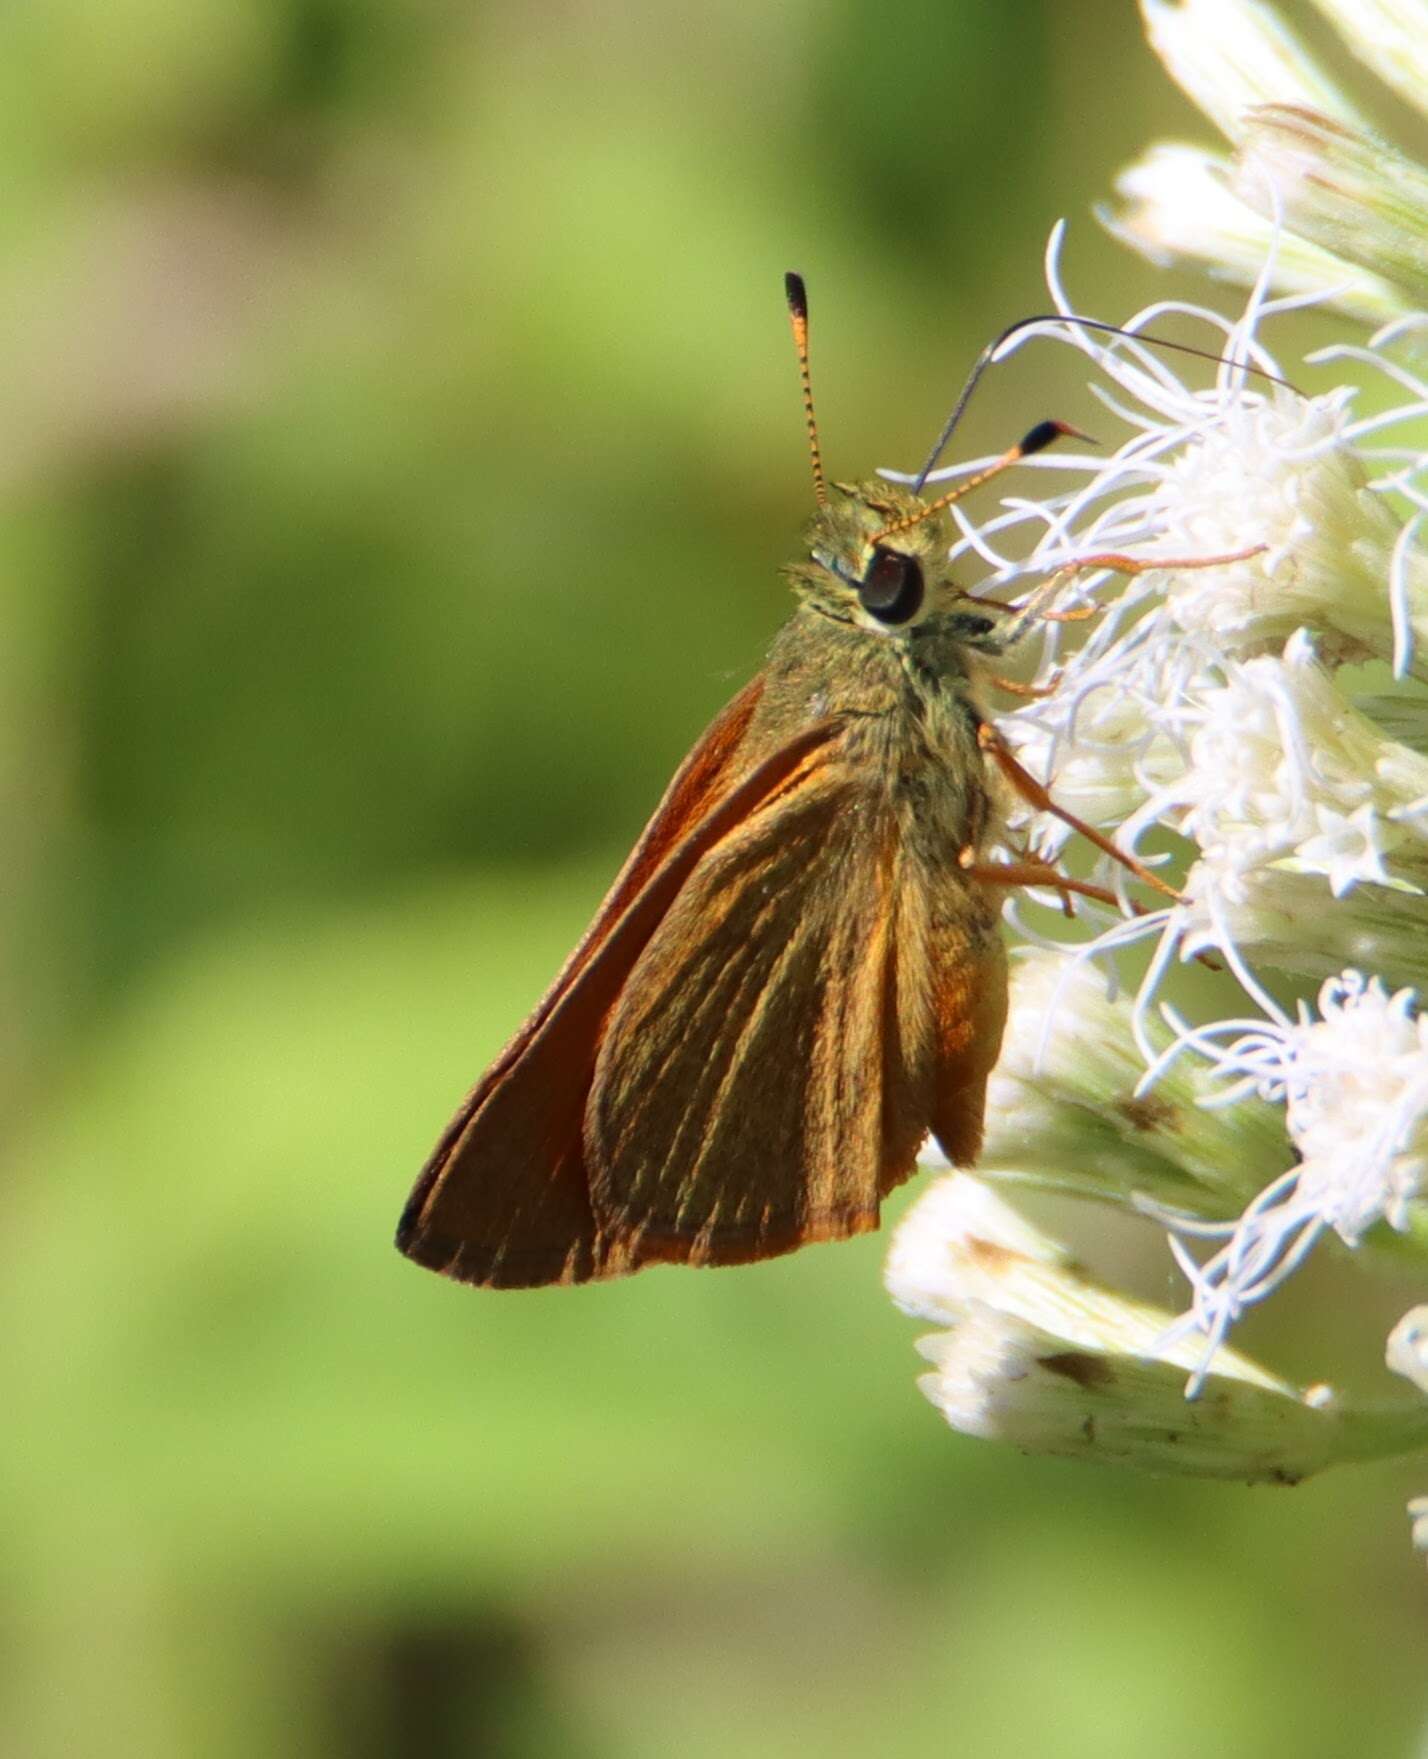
4 1 1425 1754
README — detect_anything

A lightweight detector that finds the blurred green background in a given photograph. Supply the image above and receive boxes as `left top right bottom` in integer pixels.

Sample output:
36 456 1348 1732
3 1 1425 1754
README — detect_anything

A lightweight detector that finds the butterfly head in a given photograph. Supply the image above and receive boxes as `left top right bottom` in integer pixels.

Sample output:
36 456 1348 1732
791 480 971 637
779 277 1073 649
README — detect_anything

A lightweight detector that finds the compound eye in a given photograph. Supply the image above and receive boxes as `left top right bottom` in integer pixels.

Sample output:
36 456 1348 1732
858 546 925 625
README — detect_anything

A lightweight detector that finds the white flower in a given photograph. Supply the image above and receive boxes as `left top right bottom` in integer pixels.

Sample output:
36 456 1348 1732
1175 864 1428 993
895 237 1428 1427
969 950 1288 1218
1237 106 1428 310
1106 143 1400 322
1155 632 1428 901
996 637 1188 849
1282 974 1428 1233
1152 392 1416 662
1385 1308 1428 1565
1116 1 1428 314
1387 1306 1428 1396
970 233 1428 683
887 0 1428 1540
1409 1495 1428 1562
1308 0 1428 112
1145 972 1428 1387
1139 0 1364 141
888 1173 1428 1477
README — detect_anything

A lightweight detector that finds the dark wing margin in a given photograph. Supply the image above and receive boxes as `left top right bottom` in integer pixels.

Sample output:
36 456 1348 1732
396 677 843 1287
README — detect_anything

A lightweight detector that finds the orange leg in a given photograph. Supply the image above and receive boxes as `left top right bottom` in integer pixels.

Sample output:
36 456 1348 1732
978 724 1182 903
960 851 1119 915
970 544 1265 932
988 669 1063 699
975 542 1266 901
990 542 1267 648
962 853 1189 949
1049 544 1267 579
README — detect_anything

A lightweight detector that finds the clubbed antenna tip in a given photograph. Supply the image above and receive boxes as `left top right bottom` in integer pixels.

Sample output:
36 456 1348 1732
784 270 827 507
1020 418 1096 458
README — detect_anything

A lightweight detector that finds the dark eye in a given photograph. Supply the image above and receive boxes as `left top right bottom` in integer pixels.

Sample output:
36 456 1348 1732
858 547 925 625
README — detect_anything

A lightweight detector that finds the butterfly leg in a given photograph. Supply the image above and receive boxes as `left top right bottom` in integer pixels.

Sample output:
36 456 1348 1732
987 668 1063 699
984 542 1268 650
965 849 1226 971
959 852 1121 914
977 723 1182 902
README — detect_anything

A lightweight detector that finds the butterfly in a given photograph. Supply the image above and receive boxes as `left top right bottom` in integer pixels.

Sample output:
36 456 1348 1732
397 275 1177 1288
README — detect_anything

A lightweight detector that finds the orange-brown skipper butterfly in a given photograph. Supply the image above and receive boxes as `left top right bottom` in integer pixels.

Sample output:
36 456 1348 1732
397 276 1177 1288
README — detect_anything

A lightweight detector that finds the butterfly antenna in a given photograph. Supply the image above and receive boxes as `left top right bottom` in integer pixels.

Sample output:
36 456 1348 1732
871 419 1089 547
912 314 1301 492
784 272 828 508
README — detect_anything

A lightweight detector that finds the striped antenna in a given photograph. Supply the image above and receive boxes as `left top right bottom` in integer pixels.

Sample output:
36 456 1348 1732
784 272 828 507
914 315 1301 492
869 419 1090 548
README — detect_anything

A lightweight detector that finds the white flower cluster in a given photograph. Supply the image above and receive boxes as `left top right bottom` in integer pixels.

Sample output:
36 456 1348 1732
887 0 1428 1524
1154 972 1428 1385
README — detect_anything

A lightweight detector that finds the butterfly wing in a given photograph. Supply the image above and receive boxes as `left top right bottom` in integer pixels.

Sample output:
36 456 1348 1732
583 749 1009 1272
396 675 842 1287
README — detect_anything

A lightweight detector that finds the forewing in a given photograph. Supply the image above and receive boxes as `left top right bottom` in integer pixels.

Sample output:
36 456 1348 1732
396 676 842 1287
584 754 947 1270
